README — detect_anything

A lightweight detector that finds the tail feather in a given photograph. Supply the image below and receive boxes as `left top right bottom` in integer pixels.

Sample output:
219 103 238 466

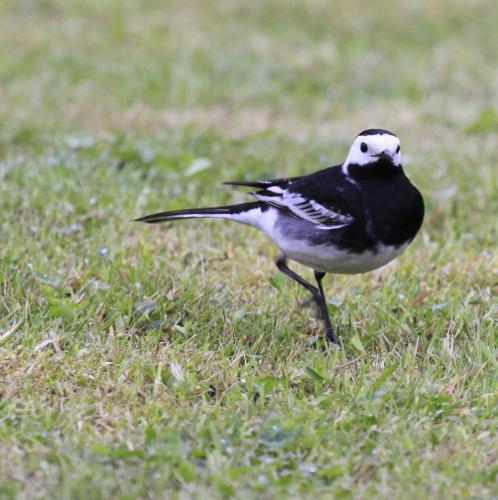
135 202 263 224
223 177 293 189
223 180 273 189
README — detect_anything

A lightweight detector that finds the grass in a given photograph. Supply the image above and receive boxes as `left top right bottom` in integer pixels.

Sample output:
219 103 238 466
0 0 497 498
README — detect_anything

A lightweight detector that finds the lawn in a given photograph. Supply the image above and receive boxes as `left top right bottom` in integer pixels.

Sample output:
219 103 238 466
0 0 497 498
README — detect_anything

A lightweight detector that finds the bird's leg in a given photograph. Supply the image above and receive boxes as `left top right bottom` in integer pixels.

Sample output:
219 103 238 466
276 255 320 300
314 271 340 345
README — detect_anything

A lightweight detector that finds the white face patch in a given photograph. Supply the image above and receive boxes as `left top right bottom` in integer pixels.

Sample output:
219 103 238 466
343 133 401 169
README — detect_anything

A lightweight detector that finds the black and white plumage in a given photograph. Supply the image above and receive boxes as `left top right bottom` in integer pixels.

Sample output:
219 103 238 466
136 129 424 344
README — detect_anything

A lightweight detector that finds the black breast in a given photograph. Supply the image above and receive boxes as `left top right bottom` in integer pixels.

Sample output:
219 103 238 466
351 164 425 246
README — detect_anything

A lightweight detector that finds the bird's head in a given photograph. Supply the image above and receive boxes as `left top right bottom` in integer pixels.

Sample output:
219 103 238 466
343 129 401 171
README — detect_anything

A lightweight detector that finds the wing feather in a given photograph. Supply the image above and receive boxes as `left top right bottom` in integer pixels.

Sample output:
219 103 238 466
225 167 356 230
254 190 354 229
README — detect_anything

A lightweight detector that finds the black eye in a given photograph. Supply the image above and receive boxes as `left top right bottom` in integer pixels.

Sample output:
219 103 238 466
360 142 368 153
396 145 400 153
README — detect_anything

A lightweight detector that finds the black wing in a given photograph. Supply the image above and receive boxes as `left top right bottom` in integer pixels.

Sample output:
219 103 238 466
226 166 358 229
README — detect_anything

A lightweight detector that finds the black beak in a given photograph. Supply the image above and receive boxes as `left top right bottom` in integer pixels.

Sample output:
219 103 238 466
377 149 395 162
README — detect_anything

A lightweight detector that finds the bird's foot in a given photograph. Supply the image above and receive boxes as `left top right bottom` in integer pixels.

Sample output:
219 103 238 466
325 328 341 346
308 328 341 349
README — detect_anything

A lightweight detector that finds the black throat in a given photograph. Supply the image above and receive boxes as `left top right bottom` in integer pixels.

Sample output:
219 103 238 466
347 159 400 180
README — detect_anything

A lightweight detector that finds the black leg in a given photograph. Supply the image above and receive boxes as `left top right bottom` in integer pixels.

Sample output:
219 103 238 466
276 255 319 299
314 271 339 345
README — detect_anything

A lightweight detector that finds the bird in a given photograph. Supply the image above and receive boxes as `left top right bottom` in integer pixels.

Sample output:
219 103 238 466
135 129 424 345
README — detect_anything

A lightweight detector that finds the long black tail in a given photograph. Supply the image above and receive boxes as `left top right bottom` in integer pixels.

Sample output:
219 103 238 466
135 202 263 224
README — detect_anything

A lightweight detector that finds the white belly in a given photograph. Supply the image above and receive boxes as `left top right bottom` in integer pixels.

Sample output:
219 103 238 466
233 205 408 274
279 239 409 273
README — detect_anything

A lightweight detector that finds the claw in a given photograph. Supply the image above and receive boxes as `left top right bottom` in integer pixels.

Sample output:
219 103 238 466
325 329 341 346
